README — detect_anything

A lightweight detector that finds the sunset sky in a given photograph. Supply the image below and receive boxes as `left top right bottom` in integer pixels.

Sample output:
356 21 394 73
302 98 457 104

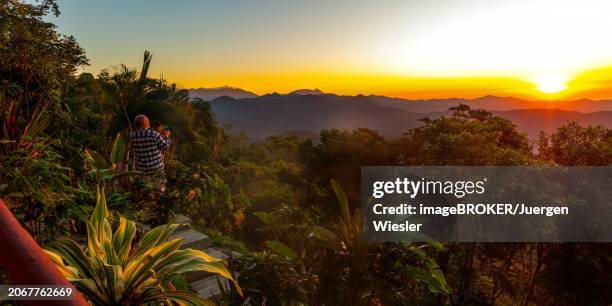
51 0 612 99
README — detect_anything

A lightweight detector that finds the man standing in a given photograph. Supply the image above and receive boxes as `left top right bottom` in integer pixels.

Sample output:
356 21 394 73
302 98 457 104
130 114 171 195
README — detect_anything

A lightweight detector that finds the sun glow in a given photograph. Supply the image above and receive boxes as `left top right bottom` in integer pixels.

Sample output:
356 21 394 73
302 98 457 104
534 74 568 94
376 1 612 98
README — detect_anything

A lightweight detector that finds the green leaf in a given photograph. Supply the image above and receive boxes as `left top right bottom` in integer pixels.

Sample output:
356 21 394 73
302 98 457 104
44 239 96 280
85 149 108 169
112 217 136 266
136 223 181 257
331 179 350 225
72 279 109 306
98 168 118 180
310 226 342 250
424 238 444 252
401 232 445 251
265 240 298 261
100 262 124 301
110 133 125 165
43 249 79 279
403 266 451 293
254 211 277 225
124 240 179 292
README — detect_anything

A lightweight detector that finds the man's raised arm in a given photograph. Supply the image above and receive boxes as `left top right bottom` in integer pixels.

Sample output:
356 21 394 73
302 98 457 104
156 130 171 150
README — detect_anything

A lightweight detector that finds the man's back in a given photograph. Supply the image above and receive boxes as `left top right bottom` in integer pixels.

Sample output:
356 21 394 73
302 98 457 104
130 128 171 172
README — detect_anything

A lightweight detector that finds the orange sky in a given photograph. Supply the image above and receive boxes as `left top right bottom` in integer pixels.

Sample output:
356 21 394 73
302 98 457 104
55 0 612 100
172 67 612 100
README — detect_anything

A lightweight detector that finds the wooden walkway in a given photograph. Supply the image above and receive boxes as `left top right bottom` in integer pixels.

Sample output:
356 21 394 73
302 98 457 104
168 214 239 299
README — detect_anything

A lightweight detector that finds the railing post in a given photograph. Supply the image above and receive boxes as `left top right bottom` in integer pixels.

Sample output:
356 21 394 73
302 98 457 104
0 199 89 306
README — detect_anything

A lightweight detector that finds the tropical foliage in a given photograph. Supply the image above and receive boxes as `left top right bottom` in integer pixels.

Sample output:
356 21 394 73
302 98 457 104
44 188 240 305
1 1 611 305
310 179 450 304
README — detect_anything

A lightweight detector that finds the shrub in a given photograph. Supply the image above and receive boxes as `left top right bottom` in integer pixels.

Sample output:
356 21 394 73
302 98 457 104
44 187 241 305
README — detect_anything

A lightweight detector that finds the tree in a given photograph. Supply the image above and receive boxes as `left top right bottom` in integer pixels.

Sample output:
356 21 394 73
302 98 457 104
396 104 536 166
99 51 153 133
99 52 223 164
1 0 87 149
538 122 611 165
0 0 88 240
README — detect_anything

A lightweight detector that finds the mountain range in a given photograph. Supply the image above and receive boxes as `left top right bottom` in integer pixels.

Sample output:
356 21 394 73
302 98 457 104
370 95 612 113
190 88 612 140
190 86 258 101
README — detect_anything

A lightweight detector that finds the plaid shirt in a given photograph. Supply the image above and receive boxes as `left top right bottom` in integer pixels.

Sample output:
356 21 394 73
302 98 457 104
130 128 171 172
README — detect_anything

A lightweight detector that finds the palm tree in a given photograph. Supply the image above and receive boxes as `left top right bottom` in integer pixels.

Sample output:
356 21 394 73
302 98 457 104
101 51 153 133
100 50 223 164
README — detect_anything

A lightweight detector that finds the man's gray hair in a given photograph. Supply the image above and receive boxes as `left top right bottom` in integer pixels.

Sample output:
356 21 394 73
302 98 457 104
134 114 148 127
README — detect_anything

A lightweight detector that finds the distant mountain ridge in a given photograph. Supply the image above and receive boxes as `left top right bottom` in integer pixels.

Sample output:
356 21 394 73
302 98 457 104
370 94 612 113
190 87 612 112
208 93 612 140
189 86 258 101
210 93 423 139
289 88 325 95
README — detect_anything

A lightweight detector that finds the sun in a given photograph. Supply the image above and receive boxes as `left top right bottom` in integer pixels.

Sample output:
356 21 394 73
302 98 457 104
534 74 568 94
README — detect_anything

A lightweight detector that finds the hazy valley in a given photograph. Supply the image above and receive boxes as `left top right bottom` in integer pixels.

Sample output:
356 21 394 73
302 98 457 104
191 88 612 140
